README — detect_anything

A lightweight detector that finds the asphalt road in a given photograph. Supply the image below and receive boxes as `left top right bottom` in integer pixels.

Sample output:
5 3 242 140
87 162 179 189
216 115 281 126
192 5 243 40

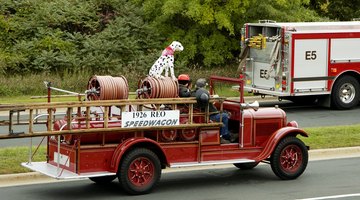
0 125 44 147
260 100 360 128
0 157 360 200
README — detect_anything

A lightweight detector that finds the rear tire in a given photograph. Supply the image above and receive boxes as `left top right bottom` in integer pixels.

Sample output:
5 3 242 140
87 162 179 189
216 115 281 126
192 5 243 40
270 136 308 180
118 148 161 195
331 75 360 109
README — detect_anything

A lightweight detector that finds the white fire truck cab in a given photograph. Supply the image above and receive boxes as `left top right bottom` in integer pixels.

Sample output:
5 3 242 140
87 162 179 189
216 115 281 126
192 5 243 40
239 21 360 109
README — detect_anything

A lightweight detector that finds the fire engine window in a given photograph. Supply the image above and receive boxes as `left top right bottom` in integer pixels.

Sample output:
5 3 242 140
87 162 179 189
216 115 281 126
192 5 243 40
248 26 280 38
248 26 262 37
263 27 280 37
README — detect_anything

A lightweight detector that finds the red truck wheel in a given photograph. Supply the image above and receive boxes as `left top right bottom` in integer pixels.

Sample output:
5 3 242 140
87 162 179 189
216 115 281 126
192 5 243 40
270 136 308 180
119 148 161 195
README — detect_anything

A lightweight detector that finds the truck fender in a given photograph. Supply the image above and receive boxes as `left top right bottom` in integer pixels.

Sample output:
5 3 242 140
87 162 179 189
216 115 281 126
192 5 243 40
254 126 308 162
110 138 168 171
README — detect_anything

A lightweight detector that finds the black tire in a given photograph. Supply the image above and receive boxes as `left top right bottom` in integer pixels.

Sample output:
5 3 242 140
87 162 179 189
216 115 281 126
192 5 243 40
270 136 308 180
331 75 360 109
89 175 117 184
233 162 259 170
118 148 161 195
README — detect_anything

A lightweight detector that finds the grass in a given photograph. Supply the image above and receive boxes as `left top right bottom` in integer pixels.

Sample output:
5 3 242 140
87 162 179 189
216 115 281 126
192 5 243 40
302 125 360 149
0 146 46 174
1 124 360 175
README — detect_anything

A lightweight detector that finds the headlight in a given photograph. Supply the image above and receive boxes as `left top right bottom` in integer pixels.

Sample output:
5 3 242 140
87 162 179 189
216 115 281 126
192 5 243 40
287 121 298 128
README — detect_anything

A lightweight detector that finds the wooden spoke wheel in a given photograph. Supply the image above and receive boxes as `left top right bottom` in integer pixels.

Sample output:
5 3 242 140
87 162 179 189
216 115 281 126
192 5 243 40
119 148 161 195
270 136 308 180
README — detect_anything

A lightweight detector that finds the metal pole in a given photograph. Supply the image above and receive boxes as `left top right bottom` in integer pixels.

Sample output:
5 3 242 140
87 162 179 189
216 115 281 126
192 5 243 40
240 109 244 148
28 138 32 164
57 135 60 174
8 111 13 134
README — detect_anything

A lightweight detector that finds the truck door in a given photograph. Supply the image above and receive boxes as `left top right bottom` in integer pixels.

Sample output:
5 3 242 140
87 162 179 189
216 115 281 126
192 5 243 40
292 38 328 93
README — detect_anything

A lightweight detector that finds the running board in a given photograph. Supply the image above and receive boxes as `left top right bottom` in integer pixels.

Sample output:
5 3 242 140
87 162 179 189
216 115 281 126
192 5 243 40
21 162 116 180
170 159 255 168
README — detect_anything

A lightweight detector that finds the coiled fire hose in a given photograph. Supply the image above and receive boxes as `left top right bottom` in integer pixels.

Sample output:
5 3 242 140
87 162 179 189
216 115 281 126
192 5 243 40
86 75 129 100
137 76 178 99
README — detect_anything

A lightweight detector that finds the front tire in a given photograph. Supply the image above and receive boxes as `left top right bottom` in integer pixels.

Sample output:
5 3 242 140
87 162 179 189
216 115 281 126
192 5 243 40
118 148 161 195
270 136 308 180
331 75 360 109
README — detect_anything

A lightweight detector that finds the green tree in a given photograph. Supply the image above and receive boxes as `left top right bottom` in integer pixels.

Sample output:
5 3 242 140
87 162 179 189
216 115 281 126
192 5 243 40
0 0 162 76
243 0 323 22
134 0 322 68
0 0 325 76
308 0 330 17
327 0 360 20
308 0 360 20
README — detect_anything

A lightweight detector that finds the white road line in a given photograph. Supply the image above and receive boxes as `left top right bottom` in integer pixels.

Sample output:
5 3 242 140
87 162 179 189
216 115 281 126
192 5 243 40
297 193 360 200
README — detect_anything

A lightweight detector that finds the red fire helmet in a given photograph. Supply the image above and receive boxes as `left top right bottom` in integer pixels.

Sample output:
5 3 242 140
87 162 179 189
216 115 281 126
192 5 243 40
178 74 190 81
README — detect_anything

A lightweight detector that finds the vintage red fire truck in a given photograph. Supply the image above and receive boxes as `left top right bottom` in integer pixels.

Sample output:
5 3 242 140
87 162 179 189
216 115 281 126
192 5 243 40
239 21 360 109
0 75 309 195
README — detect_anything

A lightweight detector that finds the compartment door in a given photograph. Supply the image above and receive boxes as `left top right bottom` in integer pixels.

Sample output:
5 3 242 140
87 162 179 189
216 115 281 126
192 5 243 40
293 39 328 92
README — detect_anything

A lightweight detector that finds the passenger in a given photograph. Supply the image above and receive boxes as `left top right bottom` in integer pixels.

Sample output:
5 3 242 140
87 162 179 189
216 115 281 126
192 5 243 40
192 78 237 144
177 74 192 97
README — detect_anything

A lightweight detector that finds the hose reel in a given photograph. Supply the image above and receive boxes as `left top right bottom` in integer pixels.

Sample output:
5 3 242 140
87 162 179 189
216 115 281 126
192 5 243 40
137 76 178 99
86 75 129 100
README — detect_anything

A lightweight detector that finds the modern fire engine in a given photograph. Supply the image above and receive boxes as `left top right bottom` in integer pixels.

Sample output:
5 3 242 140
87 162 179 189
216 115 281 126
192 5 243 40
0 75 309 195
239 21 360 109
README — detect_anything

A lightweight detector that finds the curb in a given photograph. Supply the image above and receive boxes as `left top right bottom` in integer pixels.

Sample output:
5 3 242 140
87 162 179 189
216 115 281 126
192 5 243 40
1 146 360 188
308 146 360 161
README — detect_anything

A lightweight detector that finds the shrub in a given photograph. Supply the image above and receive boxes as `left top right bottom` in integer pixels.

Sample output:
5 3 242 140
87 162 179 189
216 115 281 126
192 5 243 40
0 0 162 76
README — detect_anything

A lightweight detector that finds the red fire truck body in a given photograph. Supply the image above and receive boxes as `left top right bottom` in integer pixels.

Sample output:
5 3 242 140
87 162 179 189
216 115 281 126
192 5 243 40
240 21 360 109
0 76 309 195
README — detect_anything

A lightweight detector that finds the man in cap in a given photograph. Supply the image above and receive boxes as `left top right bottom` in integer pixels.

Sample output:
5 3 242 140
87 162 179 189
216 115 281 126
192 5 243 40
192 78 236 144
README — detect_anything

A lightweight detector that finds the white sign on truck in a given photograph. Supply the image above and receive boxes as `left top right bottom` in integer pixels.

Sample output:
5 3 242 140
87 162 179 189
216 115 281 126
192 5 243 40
121 110 180 128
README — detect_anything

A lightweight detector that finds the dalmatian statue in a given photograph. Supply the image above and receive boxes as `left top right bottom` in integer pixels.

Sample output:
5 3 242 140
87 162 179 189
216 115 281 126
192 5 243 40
148 41 184 81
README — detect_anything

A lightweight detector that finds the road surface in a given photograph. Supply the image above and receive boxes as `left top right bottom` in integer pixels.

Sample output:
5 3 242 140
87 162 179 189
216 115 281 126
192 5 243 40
0 157 359 200
260 100 360 128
